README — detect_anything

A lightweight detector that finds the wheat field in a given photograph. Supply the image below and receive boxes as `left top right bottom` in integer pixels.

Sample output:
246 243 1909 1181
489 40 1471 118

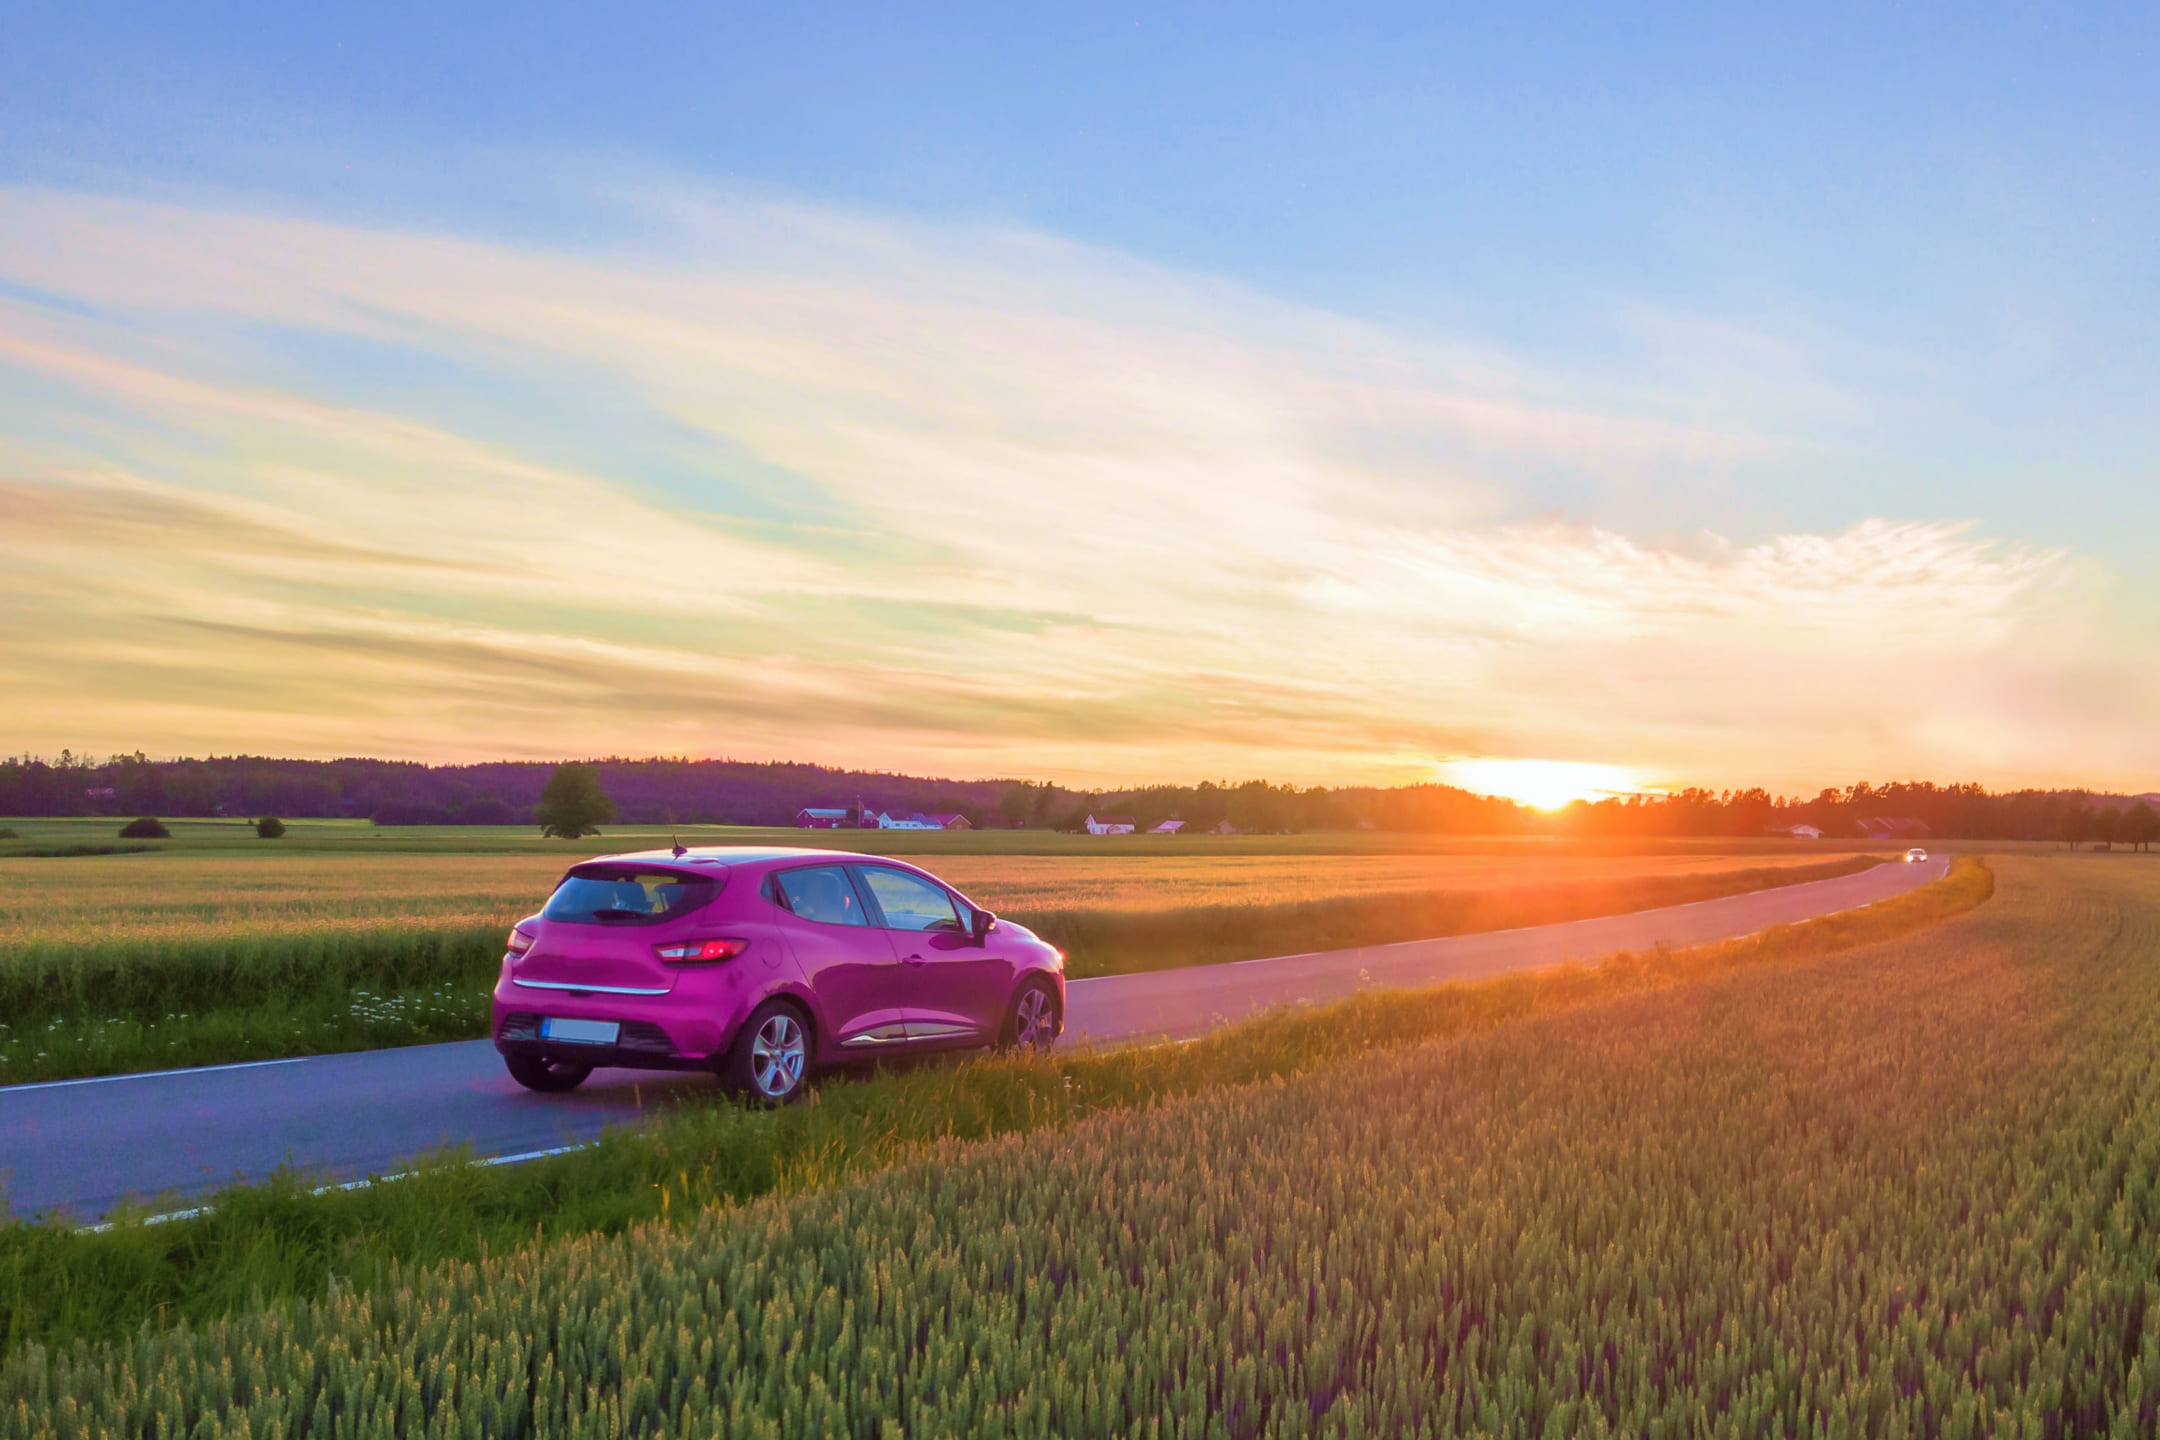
0 858 1992 1360
0 846 1871 947
12 856 2160 1434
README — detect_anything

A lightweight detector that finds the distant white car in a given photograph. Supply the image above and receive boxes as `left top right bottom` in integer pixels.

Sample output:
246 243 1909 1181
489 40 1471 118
1903 847 1928 863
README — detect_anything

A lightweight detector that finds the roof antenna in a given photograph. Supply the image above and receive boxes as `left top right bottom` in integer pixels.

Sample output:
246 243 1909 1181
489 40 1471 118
671 829 687 859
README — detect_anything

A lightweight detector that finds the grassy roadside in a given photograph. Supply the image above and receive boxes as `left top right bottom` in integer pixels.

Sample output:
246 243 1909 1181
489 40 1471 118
0 856 1881 1083
1042 854 1883 975
0 856 1986 1357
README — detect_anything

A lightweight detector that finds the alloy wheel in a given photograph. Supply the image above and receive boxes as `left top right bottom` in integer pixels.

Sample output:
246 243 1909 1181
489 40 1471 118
750 1012 807 1098
1014 986 1056 1050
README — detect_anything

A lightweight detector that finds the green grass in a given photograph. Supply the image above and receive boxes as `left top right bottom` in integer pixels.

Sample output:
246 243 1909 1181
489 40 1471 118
0 926 505 1082
0 857 1990 1366
0 858 1881 1083
30 853 2160 1437
0 814 1948 859
1031 855 1883 976
1 839 1882 947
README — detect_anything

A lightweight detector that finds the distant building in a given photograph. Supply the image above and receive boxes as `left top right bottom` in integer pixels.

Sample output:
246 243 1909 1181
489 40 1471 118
1085 814 1137 836
1149 819 1185 834
1779 824 1823 840
832 807 969 831
1209 819 1239 835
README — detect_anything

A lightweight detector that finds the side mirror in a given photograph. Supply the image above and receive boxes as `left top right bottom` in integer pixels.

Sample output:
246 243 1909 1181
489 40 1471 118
972 907 996 944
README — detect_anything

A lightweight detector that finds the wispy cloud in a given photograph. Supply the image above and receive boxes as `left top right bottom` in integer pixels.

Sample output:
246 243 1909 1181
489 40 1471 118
0 179 2140 790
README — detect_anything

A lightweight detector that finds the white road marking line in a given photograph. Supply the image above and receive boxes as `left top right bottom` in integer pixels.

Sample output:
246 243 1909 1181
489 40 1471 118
77 1142 595 1232
1 1055 312 1094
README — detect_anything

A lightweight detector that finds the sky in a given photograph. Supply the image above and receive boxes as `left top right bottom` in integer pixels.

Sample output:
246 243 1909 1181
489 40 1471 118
2 3 2155 800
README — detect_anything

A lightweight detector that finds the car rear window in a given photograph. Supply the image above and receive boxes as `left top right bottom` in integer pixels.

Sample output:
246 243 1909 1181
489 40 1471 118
542 867 718 925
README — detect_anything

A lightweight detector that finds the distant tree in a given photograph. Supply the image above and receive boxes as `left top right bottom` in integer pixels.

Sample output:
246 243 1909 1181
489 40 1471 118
1052 795 1098 832
112 751 165 815
2093 807 2121 850
536 763 616 839
2121 803 2159 855
161 766 221 815
996 783 1038 828
119 816 170 839
255 816 286 839
2058 805 2095 851
1184 781 1230 832
1228 779 1294 834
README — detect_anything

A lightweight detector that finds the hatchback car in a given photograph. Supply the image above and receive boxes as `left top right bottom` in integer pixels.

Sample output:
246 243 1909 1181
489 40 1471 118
492 847 1065 1102
1904 847 1929 863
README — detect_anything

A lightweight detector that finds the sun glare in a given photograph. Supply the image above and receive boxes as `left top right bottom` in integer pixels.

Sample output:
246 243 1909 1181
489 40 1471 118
1439 758 1639 811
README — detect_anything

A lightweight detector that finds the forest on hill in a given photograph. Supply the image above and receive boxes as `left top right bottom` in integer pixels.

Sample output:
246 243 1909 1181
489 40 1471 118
0 752 2152 842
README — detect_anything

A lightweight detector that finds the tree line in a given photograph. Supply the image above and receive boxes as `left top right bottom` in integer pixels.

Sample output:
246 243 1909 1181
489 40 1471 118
0 753 2152 842
1553 781 2158 846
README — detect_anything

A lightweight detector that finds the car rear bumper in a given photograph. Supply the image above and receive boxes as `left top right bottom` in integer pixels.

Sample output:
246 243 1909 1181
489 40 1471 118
491 968 748 1058
493 1011 726 1074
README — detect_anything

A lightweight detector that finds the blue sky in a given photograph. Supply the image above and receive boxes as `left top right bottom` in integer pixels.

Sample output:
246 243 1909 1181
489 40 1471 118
2 4 2155 793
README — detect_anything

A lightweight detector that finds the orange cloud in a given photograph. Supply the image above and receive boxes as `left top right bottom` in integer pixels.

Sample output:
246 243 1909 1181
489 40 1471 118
0 183 2145 791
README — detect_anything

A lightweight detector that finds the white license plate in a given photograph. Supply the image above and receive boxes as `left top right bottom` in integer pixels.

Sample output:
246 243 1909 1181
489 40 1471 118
540 1017 620 1045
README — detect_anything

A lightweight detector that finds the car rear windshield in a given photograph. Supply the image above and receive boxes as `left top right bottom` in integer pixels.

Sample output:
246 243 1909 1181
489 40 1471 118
542 867 719 925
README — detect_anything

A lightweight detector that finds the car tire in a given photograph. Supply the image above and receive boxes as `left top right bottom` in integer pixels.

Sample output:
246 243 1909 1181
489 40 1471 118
504 1053 593 1093
999 979 1060 1053
725 999 813 1104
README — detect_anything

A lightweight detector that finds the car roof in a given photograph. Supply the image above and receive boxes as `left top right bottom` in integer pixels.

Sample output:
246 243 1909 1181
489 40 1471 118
582 845 931 871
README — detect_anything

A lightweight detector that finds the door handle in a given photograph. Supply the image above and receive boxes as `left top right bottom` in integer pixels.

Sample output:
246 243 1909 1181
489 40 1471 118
900 953 927 965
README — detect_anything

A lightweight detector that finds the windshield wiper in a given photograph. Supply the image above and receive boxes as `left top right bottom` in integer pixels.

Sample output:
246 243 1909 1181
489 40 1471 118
587 907 648 921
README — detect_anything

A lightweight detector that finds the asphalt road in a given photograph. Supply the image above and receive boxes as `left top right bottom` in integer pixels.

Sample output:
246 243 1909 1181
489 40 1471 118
0 855 1947 1222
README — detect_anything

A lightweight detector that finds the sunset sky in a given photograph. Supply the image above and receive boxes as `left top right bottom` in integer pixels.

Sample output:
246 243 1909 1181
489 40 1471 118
4 5 2156 799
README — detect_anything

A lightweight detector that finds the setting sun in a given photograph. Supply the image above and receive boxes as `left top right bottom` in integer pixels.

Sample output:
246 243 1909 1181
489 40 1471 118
1440 758 1639 811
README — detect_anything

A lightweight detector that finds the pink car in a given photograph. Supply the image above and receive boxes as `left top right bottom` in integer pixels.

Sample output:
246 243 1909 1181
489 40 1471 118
491 846 1065 1102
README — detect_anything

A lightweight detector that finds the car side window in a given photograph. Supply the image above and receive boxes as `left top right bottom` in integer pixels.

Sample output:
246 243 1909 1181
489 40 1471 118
773 865 869 927
854 866 963 933
947 891 979 935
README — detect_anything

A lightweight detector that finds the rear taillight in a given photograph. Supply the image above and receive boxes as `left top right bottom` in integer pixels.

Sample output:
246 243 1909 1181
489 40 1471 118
507 927 536 958
655 938 749 964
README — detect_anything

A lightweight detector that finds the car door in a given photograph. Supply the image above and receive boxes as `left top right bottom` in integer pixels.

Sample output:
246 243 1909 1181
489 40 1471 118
851 864 1013 1044
770 864 907 1052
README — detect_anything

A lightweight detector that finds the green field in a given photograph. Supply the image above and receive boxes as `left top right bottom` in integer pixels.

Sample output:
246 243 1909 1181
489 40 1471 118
0 856 1992 1370
0 815 1944 860
0 824 1882 1081
0 825 1882 944
22 854 2160 1433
